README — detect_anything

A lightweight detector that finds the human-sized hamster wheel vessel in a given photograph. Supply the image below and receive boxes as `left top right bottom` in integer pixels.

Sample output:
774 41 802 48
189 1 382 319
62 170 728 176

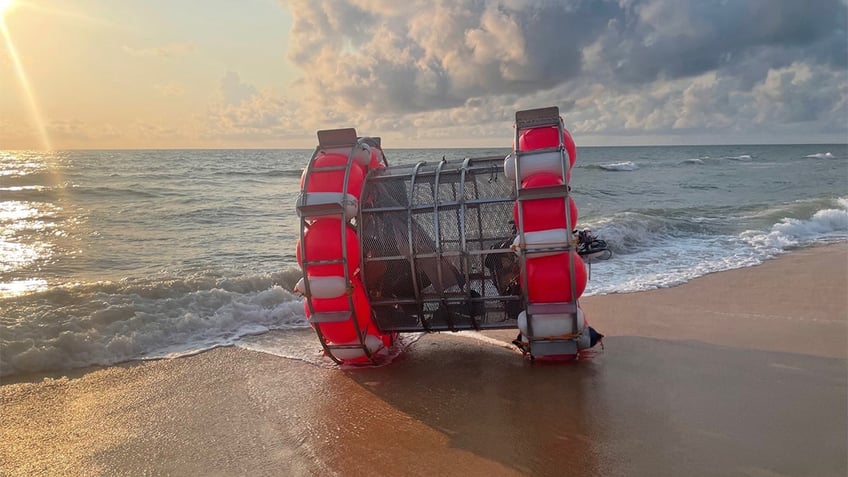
295 106 610 364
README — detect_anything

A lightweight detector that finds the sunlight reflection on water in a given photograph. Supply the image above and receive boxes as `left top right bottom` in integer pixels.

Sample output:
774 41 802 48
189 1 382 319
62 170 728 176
0 151 63 296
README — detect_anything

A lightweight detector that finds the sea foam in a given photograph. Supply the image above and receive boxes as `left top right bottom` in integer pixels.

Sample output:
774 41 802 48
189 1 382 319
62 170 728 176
584 199 847 295
599 161 639 171
740 198 848 253
0 275 308 377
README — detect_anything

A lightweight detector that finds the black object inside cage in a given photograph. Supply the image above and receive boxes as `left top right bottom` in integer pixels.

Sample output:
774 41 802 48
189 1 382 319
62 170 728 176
358 155 525 332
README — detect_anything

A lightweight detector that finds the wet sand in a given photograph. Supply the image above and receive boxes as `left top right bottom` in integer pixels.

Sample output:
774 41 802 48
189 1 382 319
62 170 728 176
1 244 846 476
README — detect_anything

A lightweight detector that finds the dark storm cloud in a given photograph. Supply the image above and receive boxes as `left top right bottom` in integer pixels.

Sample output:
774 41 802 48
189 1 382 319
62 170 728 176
281 0 846 107
270 0 846 142
602 0 847 84
282 0 622 112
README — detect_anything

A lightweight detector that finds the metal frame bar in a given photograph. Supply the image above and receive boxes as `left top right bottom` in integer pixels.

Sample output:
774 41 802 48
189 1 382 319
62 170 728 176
458 156 480 330
407 161 428 330
431 157 456 331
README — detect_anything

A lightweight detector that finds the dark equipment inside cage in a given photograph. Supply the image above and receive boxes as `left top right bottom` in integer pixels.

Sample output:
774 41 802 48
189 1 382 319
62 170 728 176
359 156 523 333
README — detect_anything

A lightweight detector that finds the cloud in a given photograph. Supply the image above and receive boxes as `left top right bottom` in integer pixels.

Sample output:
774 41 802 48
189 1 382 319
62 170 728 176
219 71 257 105
275 0 848 144
281 0 612 112
132 121 185 141
47 119 90 139
156 82 185 97
204 72 309 142
122 42 196 58
37 120 121 148
556 61 847 141
749 62 846 126
593 0 847 84
0 119 37 149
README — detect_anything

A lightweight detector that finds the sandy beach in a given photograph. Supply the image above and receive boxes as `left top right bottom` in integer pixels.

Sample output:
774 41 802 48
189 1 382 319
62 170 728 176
1 244 846 477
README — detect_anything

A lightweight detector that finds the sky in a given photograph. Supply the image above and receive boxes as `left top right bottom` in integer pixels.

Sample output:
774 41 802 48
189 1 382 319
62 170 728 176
0 0 846 150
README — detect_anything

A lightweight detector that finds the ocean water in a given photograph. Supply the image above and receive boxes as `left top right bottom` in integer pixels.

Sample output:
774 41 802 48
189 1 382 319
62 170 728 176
1 145 846 377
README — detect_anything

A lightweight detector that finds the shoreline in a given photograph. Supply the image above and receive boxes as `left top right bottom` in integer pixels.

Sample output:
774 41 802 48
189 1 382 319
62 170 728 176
1 243 846 476
580 241 848 359
4 242 845 385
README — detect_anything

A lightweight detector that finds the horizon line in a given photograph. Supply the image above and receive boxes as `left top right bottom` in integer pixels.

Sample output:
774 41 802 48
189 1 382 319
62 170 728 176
2 141 847 152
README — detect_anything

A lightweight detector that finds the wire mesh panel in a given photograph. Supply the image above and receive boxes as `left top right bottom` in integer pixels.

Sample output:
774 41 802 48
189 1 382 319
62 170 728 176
360 155 523 332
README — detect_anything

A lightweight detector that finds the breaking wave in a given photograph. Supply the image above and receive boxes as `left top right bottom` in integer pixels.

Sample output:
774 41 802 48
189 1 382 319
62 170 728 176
583 198 847 295
598 161 639 171
804 152 835 159
0 269 308 377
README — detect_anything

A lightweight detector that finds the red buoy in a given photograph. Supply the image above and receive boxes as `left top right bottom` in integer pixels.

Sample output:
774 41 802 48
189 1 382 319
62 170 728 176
301 152 366 200
296 218 360 277
525 251 587 303
305 278 374 344
513 173 579 232
518 126 577 168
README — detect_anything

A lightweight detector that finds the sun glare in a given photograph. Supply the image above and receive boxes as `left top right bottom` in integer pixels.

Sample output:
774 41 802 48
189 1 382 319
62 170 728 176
0 0 14 18
1 0 51 150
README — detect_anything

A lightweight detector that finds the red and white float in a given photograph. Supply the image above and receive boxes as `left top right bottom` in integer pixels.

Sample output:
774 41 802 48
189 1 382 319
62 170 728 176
508 109 594 359
296 133 395 364
297 152 366 221
294 107 606 365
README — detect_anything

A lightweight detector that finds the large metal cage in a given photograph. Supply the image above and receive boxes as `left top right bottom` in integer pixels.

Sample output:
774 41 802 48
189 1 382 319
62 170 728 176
359 155 522 333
